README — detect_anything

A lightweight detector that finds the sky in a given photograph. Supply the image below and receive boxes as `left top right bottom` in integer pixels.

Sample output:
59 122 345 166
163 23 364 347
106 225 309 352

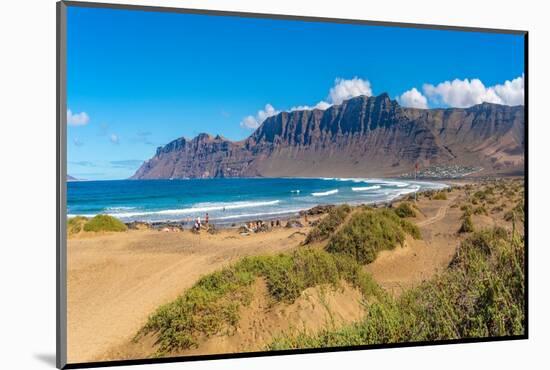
66 6 525 180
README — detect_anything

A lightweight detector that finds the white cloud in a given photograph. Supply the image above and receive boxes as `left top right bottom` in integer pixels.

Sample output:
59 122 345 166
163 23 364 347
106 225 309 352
397 88 428 109
422 75 524 108
327 77 372 105
67 109 90 126
240 77 374 130
110 134 119 144
290 101 331 112
240 104 279 129
493 75 524 106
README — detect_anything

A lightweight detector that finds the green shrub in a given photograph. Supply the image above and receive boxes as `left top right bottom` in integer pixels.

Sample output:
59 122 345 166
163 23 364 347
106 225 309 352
394 202 416 218
459 215 474 233
137 247 383 356
304 205 352 244
268 227 525 349
399 219 422 240
326 209 420 265
83 214 127 232
473 206 488 216
67 216 88 235
504 201 525 223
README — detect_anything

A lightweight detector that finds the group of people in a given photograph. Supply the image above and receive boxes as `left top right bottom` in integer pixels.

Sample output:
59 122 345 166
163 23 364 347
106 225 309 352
246 219 283 232
193 212 209 232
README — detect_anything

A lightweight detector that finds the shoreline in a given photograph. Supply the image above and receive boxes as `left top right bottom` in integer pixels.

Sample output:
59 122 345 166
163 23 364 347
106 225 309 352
123 181 453 231
68 177 453 230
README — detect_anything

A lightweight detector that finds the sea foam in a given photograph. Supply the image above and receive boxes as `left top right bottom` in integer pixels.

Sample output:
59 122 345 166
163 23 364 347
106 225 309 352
351 185 381 192
312 189 339 197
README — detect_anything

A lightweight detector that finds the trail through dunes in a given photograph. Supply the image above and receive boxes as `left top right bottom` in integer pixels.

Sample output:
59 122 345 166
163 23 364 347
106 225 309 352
365 192 463 296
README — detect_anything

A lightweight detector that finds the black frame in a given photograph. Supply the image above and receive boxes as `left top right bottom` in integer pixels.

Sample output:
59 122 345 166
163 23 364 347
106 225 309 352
56 1 529 369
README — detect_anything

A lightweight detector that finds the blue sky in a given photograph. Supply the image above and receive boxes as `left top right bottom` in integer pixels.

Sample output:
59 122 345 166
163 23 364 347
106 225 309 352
67 6 525 180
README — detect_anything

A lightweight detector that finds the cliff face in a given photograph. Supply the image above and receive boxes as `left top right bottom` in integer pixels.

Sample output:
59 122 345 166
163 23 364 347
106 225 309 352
131 94 524 179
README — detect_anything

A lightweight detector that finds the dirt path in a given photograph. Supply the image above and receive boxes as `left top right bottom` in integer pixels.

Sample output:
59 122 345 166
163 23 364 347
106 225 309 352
365 193 463 296
67 226 307 363
416 202 449 227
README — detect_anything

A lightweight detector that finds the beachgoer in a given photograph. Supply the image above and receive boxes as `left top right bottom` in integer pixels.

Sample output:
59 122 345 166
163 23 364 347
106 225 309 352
205 213 209 225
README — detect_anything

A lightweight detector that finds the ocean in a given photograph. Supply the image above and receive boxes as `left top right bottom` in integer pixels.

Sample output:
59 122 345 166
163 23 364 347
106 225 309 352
67 178 447 225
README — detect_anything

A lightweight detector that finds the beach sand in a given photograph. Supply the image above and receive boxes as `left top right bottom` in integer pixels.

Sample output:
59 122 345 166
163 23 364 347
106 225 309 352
66 179 523 363
67 222 312 363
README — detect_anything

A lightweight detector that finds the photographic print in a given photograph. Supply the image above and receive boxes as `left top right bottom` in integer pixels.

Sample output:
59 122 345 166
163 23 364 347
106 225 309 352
59 2 526 367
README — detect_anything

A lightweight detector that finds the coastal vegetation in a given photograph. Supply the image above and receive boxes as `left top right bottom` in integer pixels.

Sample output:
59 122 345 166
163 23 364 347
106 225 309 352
326 209 421 264
135 247 383 356
304 204 352 244
67 216 88 235
76 178 524 361
68 214 128 234
394 202 416 218
268 227 525 349
459 214 474 233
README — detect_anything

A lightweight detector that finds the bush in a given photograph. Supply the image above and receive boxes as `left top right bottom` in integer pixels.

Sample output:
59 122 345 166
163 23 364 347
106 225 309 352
137 247 383 356
394 202 416 218
304 204 351 244
504 201 525 223
433 191 447 200
268 227 525 349
473 206 488 216
67 216 88 235
326 209 420 265
459 215 474 233
83 214 127 232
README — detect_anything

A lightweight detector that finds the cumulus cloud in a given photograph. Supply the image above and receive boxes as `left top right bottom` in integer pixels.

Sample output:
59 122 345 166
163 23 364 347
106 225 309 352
110 134 119 144
397 88 428 109
328 77 372 105
493 75 524 106
290 101 331 112
240 104 279 129
422 75 524 108
67 109 90 126
240 77 375 129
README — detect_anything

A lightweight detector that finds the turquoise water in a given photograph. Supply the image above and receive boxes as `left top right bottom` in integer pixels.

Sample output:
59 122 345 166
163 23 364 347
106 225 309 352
67 178 446 225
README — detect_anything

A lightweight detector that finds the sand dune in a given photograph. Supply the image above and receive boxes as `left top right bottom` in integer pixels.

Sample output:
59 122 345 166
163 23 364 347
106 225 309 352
67 225 308 363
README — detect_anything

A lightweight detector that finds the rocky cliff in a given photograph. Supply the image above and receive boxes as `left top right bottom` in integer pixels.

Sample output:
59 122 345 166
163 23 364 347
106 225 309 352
131 94 524 179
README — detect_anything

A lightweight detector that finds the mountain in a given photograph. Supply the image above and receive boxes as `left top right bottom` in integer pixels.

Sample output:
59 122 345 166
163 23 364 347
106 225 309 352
131 94 524 179
67 175 80 181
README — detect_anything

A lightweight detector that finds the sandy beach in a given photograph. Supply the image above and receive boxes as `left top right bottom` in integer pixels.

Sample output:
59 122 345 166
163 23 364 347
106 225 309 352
67 178 524 363
67 218 315 363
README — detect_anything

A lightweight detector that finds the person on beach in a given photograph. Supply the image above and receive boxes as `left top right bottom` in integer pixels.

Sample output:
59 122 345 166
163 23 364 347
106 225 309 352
205 213 209 225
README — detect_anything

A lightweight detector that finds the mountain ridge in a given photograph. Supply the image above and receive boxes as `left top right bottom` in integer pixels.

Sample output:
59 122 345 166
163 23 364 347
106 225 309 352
131 94 524 179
